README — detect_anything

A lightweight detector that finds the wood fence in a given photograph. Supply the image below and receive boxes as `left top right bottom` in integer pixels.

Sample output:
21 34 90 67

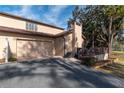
78 47 108 56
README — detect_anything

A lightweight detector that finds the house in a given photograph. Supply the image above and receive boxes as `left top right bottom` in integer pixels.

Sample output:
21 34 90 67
0 12 84 62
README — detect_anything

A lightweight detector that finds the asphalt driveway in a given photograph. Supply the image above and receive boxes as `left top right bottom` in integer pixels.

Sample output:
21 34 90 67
0 57 124 88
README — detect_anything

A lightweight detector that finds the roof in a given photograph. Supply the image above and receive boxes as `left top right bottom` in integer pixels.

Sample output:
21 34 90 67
0 12 64 30
0 26 72 38
55 30 73 37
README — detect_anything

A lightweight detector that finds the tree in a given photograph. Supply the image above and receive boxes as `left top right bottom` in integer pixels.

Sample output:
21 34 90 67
102 6 124 56
68 5 124 57
67 6 80 30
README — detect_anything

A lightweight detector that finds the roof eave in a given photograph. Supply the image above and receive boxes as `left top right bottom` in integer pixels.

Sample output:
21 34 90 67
0 26 55 38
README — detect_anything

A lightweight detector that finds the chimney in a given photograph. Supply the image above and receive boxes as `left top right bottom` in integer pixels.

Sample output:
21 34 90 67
69 22 84 57
72 22 83 49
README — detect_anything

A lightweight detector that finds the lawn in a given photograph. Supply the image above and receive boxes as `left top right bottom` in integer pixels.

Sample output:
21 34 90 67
112 51 124 63
112 51 124 54
98 51 124 78
99 63 124 78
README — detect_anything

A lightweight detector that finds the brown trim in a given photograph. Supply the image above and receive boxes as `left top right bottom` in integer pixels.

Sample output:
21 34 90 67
0 26 72 38
0 12 64 30
17 38 53 43
0 26 55 38
55 30 73 38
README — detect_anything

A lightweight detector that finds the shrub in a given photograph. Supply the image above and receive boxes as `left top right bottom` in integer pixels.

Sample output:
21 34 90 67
0 56 17 63
8 57 17 62
81 57 96 66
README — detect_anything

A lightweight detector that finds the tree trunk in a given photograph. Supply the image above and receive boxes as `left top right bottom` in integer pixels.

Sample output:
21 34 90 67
108 16 113 58
92 30 95 48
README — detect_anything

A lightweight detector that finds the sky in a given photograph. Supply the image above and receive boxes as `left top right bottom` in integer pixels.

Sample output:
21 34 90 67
0 5 79 29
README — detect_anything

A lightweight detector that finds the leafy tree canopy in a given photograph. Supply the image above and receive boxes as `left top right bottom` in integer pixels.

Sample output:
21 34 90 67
68 5 124 53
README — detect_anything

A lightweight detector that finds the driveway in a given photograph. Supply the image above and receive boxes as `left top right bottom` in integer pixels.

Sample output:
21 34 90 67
0 57 124 88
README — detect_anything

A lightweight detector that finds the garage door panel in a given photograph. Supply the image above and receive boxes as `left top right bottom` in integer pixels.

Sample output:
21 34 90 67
17 39 53 59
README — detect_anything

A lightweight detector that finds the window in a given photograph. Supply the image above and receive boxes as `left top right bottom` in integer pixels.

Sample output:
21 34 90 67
26 22 37 31
29 23 32 30
35 24 37 31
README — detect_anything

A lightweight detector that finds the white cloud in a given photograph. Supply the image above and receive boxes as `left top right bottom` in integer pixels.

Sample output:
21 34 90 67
19 6 32 17
42 5 68 27
10 5 39 20
8 5 69 29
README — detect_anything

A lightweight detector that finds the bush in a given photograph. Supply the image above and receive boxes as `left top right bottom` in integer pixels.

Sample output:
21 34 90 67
8 57 17 62
0 56 17 63
81 57 96 66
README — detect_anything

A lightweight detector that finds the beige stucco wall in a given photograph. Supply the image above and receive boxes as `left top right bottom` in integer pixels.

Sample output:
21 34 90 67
0 36 16 59
0 32 54 60
65 33 73 53
0 31 74 60
37 25 64 34
0 32 73 60
0 16 26 30
0 15 64 35
74 23 84 48
54 33 73 57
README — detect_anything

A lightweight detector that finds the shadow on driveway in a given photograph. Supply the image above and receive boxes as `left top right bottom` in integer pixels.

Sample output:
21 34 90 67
0 58 124 88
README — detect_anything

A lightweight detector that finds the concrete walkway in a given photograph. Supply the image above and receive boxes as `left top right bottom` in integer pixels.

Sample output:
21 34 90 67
0 58 124 88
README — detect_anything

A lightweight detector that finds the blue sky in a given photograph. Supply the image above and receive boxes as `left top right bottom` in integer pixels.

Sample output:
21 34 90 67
0 5 79 29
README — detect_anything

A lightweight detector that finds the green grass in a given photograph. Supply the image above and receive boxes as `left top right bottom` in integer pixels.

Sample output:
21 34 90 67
112 51 124 54
99 63 124 79
117 58 124 63
97 51 124 78
112 51 124 63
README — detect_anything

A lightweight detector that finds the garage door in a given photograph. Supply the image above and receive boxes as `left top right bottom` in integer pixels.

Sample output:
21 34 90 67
17 39 53 59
